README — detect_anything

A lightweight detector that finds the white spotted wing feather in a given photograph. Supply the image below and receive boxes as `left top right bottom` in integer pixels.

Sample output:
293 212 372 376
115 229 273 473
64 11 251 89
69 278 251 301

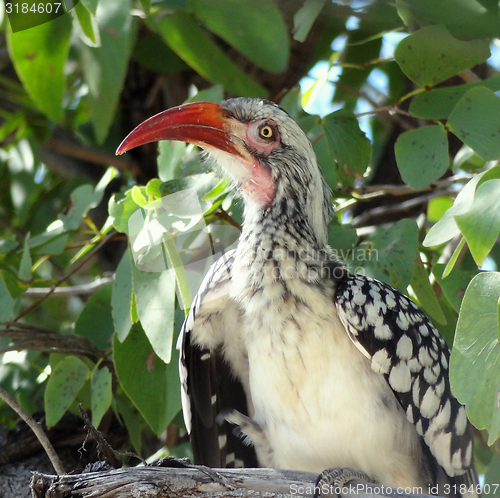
336 273 478 495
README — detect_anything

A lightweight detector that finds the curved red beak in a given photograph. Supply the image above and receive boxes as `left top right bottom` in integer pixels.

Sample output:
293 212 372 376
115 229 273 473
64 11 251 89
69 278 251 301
116 102 241 157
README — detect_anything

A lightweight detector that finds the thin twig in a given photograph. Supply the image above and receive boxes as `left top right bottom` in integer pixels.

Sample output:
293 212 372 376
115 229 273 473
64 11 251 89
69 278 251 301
212 207 242 231
79 405 123 469
24 275 114 298
354 105 413 119
0 386 65 475
14 231 118 321
350 188 455 228
43 139 141 176
344 174 474 199
332 56 395 70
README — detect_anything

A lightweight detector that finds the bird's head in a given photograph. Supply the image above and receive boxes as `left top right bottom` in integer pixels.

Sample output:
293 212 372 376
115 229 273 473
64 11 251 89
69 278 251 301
117 98 333 247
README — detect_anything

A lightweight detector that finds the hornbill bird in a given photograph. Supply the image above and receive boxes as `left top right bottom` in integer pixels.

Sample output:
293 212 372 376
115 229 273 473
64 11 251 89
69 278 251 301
117 98 479 497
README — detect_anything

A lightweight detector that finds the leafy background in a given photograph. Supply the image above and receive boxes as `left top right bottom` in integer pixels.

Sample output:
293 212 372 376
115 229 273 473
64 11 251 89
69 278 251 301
1 0 500 487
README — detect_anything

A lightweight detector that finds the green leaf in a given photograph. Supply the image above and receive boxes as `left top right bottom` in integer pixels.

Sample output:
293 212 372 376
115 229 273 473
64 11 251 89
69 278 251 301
115 395 143 454
191 0 289 73
0 274 16 322
395 125 449 190
322 109 372 183
369 219 418 290
452 145 486 174
394 24 490 87
138 0 151 12
423 171 487 247
328 224 358 253
441 237 466 279
108 191 141 235
448 87 500 161
450 272 500 445
149 11 266 97
484 454 500 495
410 256 446 324
133 33 188 74
91 167 118 209
293 0 327 42
189 85 224 104
351 0 403 43
71 1 101 47
80 0 99 14
157 140 189 182
410 76 500 120
454 179 500 266
81 0 134 143
91 365 112 428
0 237 18 254
313 134 336 191
130 248 176 363
60 184 94 230
113 323 181 435
18 233 32 281
146 179 163 200
45 356 90 427
201 178 230 201
112 251 134 342
75 284 114 349
32 228 62 255
397 0 500 40
427 196 454 223
7 14 72 122
433 263 477 313
159 173 221 202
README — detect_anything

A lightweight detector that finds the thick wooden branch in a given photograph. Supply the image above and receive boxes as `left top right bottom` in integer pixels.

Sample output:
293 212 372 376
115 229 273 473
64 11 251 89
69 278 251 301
30 466 438 498
0 323 104 361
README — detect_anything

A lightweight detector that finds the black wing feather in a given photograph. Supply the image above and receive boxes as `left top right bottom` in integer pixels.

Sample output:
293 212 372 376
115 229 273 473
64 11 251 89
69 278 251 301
179 249 258 468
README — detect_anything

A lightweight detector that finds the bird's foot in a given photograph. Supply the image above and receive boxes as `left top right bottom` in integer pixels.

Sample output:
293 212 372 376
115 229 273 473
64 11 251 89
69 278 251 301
216 408 264 447
216 408 274 464
314 467 376 497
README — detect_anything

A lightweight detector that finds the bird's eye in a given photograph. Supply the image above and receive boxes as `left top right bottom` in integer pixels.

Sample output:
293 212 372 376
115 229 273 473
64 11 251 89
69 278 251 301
259 125 274 140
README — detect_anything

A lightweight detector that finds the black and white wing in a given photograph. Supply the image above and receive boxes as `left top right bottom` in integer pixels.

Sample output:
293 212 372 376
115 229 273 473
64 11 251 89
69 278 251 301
335 272 478 497
177 249 258 468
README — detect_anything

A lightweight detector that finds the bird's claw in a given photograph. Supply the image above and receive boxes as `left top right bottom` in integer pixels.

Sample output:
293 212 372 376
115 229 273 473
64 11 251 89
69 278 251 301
314 467 375 497
217 408 262 446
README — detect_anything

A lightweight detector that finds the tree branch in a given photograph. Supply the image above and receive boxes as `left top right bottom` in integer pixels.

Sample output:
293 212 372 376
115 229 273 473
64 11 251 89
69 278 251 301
350 189 455 228
0 386 65 475
345 174 474 199
30 466 439 498
42 138 141 176
23 276 114 298
15 231 118 321
0 322 105 361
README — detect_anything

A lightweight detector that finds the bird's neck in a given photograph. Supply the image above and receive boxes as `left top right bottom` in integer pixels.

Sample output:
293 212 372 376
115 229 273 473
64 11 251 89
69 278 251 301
240 186 329 250
234 195 338 286
231 205 341 312
240 204 322 256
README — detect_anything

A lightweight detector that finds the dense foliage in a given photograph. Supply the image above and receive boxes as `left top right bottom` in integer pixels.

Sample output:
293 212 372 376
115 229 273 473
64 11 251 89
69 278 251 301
1 0 500 484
